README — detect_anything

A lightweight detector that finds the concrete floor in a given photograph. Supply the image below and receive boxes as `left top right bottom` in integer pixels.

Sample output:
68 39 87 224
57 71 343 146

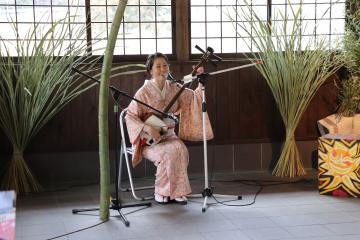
15 171 360 240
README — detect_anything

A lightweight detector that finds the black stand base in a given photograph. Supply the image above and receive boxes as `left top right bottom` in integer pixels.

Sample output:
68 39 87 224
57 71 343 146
72 198 151 227
195 187 242 212
202 187 214 197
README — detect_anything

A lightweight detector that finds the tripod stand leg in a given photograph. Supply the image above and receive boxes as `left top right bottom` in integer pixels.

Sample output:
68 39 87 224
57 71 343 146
202 196 208 212
109 197 151 227
116 209 129 227
72 208 100 214
72 200 151 227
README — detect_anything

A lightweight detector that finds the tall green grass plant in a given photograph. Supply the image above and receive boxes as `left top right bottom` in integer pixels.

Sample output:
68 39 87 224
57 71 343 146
233 0 345 177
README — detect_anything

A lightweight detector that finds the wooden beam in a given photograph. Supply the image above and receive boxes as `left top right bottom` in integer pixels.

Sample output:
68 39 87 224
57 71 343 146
175 0 190 61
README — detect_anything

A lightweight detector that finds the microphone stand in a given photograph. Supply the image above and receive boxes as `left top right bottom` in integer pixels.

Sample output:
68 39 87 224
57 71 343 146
188 61 261 212
70 67 176 226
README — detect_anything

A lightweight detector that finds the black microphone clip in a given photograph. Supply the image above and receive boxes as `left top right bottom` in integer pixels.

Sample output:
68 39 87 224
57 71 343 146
167 72 184 84
197 72 210 85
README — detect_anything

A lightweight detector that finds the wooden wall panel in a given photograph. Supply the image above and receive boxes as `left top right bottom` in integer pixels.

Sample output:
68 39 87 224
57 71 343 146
295 75 339 139
0 61 339 154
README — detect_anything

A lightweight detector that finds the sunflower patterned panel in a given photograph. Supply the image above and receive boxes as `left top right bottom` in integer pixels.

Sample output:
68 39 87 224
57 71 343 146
318 134 360 197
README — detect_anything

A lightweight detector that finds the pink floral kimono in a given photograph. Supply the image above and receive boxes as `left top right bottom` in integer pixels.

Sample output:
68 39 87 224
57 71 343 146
125 80 213 199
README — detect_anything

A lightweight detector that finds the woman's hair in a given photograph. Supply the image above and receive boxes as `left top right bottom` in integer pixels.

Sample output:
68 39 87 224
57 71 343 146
145 52 169 74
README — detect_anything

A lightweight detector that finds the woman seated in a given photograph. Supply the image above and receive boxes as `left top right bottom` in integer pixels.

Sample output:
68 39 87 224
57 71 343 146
125 52 213 204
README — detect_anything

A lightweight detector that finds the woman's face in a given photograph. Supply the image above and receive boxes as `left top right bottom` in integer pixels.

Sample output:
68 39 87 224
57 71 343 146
150 57 169 81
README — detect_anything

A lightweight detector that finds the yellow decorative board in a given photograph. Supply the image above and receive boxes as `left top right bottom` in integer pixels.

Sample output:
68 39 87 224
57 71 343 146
318 134 360 197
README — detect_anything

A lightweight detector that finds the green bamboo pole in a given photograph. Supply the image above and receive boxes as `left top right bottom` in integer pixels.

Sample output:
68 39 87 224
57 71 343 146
98 0 127 221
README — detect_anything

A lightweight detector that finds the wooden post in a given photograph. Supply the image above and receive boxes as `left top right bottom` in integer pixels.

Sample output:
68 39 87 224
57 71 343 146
176 0 190 62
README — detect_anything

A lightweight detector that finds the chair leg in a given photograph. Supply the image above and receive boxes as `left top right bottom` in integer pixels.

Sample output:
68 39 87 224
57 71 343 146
118 142 129 192
118 143 154 200
123 149 154 201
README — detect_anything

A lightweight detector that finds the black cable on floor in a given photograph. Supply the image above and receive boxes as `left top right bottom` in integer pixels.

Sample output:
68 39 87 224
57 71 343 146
193 178 310 207
212 185 263 207
45 220 108 240
215 178 312 187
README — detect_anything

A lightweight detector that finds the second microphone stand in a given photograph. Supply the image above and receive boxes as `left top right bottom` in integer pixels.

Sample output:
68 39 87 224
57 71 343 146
192 74 242 212
189 61 261 212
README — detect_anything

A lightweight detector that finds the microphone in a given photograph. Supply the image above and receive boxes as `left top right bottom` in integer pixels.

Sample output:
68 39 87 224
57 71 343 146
166 72 175 81
166 72 183 84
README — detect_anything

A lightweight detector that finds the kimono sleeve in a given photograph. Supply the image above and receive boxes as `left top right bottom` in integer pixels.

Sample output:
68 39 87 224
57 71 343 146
177 85 214 141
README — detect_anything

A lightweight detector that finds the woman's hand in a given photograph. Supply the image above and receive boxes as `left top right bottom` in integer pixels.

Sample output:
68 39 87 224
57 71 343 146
193 65 204 75
192 65 206 87
143 125 161 142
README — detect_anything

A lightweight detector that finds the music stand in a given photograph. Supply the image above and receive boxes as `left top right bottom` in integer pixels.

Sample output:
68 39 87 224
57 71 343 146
70 68 176 226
